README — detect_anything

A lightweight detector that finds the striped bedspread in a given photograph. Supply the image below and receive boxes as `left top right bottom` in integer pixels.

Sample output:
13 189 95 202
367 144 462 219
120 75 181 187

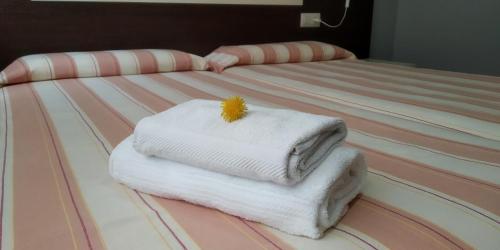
0 59 499 250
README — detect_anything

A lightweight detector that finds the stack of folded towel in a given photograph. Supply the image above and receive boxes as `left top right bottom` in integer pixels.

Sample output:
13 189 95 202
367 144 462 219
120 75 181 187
109 99 367 239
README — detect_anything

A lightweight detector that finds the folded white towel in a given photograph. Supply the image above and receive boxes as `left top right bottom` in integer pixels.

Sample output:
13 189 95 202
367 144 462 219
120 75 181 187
110 136 366 239
133 99 347 185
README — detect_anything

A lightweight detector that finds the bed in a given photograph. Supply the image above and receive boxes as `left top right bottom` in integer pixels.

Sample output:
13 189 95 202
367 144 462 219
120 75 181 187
0 56 499 249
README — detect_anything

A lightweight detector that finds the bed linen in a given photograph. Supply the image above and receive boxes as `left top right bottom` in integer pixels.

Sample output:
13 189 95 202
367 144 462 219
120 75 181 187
0 49 208 86
0 59 499 250
205 41 356 73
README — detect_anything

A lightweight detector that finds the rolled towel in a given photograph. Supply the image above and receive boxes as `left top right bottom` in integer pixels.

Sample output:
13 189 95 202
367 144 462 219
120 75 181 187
133 99 347 185
110 136 366 239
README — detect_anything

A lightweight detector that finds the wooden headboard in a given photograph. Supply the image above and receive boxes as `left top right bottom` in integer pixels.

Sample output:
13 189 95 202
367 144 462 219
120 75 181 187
0 0 373 69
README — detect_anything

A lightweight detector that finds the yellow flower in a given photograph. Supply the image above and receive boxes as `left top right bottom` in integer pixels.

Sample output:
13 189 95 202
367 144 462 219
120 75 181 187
221 96 247 122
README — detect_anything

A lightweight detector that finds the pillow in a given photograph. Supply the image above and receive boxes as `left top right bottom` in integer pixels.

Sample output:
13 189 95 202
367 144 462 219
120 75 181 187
0 49 208 86
205 41 356 73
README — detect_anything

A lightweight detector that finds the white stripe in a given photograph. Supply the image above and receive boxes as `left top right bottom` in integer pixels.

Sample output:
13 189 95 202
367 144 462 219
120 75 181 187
315 42 336 60
22 56 51 82
34 82 175 250
102 79 156 115
0 72 7 84
164 72 280 108
66 52 99 78
124 75 192 104
364 171 500 249
206 52 239 67
335 225 390 250
263 224 377 250
89 54 102 76
53 81 114 153
238 45 265 64
269 44 290 63
43 55 56 79
149 50 174 72
110 51 140 75
188 54 208 71
294 42 314 61
80 78 152 124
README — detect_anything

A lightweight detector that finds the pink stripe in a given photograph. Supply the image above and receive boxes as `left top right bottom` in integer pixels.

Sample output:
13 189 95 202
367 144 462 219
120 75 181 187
147 74 219 100
3 60 30 84
0 89 7 248
302 41 324 61
105 76 174 112
333 46 348 59
133 50 158 74
31 85 95 250
170 50 193 72
19 59 32 83
283 43 301 63
7 84 105 249
92 52 121 77
47 53 77 80
256 44 278 64
10 85 77 249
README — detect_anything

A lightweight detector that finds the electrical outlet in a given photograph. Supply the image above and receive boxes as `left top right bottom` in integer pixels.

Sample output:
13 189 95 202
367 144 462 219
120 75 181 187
300 13 321 28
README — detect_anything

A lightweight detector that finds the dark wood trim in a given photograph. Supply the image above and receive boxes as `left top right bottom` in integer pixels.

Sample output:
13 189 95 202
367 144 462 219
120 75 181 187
0 0 373 69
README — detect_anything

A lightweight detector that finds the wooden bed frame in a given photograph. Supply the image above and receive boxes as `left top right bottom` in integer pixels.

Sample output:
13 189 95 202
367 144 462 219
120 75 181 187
0 0 373 69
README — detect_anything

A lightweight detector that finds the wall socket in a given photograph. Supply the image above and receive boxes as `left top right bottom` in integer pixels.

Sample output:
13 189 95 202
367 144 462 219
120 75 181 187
300 13 321 28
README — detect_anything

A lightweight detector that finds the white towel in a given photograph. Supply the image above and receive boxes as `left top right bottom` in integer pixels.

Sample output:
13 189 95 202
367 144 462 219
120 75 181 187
133 99 347 185
110 136 366 239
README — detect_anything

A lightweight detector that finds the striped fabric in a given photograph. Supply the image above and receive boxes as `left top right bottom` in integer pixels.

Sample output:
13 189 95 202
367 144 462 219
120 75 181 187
0 49 208 86
205 41 356 73
1 59 499 250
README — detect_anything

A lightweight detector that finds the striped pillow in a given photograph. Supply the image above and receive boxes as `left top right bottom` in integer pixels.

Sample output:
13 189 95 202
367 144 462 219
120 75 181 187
205 41 356 73
0 49 208 86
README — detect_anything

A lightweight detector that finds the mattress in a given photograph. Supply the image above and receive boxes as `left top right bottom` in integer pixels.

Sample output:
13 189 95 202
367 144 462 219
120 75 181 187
0 59 499 250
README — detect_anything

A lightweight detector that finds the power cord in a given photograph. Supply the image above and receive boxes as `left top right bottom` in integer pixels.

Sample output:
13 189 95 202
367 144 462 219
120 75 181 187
313 0 351 28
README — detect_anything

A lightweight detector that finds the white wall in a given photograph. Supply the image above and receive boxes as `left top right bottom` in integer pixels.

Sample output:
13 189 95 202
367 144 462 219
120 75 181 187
370 0 500 76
